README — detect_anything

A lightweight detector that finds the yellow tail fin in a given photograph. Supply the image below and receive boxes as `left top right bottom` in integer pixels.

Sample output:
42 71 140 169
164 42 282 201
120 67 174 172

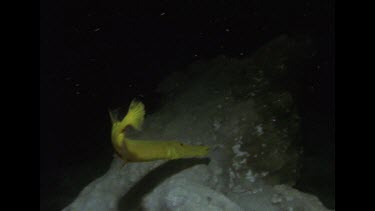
120 99 145 131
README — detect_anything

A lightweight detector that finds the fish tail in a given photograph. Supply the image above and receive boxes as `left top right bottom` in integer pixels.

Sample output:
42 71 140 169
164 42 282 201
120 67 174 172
121 99 145 131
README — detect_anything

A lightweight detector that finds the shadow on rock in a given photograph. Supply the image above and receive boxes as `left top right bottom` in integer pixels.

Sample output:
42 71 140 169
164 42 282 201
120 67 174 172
118 157 210 211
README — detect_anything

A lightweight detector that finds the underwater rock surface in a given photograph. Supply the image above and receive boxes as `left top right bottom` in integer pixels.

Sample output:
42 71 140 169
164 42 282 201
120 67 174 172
62 157 165 211
63 34 332 211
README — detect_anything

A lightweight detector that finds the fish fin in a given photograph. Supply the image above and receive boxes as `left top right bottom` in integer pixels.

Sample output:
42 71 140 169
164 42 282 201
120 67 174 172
121 99 145 131
108 109 118 124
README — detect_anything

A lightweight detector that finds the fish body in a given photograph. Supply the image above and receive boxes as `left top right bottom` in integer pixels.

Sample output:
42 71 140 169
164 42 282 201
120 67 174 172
109 99 209 162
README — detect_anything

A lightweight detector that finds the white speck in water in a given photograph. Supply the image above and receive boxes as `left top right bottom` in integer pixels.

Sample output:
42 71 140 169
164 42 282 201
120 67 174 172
160 12 166 16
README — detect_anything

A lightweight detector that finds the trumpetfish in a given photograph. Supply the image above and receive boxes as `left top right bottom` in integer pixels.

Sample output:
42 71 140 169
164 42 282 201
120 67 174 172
109 99 209 162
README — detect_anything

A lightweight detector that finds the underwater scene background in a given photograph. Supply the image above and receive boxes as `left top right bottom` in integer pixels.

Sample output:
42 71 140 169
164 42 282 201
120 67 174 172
41 0 334 210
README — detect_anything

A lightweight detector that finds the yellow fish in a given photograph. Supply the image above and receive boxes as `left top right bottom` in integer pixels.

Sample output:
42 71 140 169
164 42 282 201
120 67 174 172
109 99 209 162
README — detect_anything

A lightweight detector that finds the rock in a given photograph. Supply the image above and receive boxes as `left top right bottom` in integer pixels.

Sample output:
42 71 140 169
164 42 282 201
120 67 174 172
142 166 242 211
62 157 165 211
62 34 332 211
